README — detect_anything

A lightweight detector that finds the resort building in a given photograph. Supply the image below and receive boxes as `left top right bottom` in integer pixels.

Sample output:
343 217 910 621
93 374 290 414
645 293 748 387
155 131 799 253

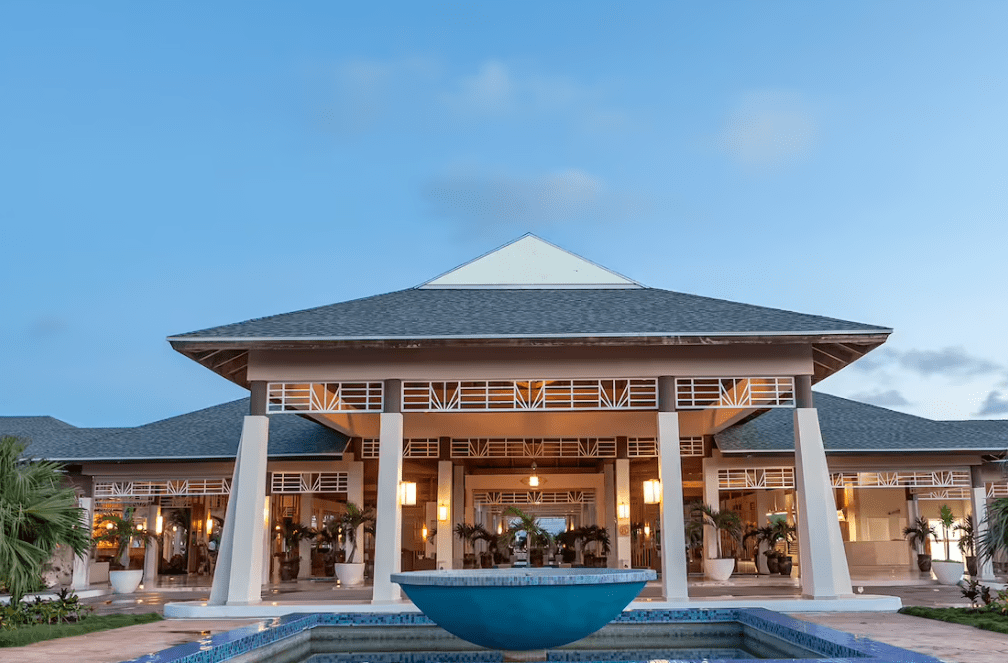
4 235 1007 603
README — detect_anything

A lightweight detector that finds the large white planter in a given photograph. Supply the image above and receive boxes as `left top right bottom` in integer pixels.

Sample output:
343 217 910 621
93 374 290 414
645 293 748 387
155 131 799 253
109 569 144 594
931 560 963 585
705 557 735 582
334 562 365 587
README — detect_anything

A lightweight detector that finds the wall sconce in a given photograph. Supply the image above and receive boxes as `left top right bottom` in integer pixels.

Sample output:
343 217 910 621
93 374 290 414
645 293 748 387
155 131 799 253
421 525 428 540
207 514 213 535
528 462 539 487
643 524 650 537
617 502 630 520
106 521 114 530
497 521 503 535
643 479 662 504
438 504 449 522
155 515 163 535
837 509 846 522
399 481 417 506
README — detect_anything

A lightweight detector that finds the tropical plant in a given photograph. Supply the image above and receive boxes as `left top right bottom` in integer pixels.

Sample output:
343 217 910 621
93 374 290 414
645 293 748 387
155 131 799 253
453 522 481 556
276 518 316 561
340 502 375 564
955 514 975 557
502 507 550 558
577 524 611 557
902 516 936 556
92 508 155 570
978 497 1008 565
0 436 90 604
685 503 742 560
936 504 957 561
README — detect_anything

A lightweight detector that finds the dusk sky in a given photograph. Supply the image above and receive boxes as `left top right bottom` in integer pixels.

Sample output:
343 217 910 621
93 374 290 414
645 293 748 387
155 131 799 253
2 2 1007 428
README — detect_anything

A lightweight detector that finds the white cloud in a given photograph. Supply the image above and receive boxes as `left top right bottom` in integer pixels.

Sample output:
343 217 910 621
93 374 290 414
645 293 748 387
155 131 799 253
852 345 1001 378
850 389 912 408
718 90 818 170
442 60 515 114
424 168 648 227
976 390 1008 417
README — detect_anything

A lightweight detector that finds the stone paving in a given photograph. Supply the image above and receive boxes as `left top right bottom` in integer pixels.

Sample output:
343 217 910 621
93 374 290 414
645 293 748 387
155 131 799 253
4 575 1007 663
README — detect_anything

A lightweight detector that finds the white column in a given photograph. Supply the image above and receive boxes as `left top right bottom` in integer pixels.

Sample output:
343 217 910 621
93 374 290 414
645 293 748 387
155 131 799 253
453 465 464 567
437 461 453 569
701 456 720 564
298 493 314 579
907 496 919 571
372 412 404 603
72 497 94 590
143 504 160 586
263 497 273 585
657 411 688 600
208 415 270 606
794 408 852 598
615 459 631 569
347 459 364 564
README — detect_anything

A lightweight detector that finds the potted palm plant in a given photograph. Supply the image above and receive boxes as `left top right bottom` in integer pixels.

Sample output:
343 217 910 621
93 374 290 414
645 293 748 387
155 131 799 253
502 507 549 567
955 514 978 577
92 508 154 594
687 502 742 581
903 516 936 573
931 505 964 585
333 502 374 587
275 518 315 581
770 520 796 576
473 526 502 568
454 522 481 568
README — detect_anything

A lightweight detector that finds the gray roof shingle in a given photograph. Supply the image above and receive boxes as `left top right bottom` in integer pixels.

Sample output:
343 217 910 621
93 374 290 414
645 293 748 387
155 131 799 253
1 400 347 462
715 392 1008 453
169 288 891 341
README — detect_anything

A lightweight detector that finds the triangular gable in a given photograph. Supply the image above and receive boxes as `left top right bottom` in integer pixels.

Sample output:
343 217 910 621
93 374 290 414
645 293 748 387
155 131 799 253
419 234 641 289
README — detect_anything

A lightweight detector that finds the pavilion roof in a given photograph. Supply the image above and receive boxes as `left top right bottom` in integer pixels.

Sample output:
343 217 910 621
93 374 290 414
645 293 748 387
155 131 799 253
0 399 347 462
715 391 1008 454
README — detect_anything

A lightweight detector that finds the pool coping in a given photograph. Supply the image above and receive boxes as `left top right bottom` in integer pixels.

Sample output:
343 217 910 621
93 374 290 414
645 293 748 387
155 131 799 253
120 608 942 663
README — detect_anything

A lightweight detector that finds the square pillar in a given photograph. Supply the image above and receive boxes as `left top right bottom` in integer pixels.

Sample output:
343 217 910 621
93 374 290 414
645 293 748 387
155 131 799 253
298 493 314 579
437 461 453 569
209 414 270 605
143 503 160 586
794 406 852 598
701 456 720 563
657 410 688 600
970 467 997 580
615 460 631 569
72 497 94 590
372 411 404 603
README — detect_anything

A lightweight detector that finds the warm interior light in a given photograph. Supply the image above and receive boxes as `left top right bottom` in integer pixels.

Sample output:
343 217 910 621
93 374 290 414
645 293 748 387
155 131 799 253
643 479 662 504
399 481 417 506
139 523 146 531
172 525 178 532
837 509 846 522
643 524 650 537
421 525 428 540
106 521 114 530
264 497 270 527
207 514 213 534
617 502 630 520
497 521 503 535
438 504 449 522
156 515 163 535
528 462 539 487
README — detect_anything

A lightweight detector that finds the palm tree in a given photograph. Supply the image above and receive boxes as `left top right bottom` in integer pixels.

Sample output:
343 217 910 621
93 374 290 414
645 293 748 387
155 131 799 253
93 508 155 569
902 516 936 571
686 503 742 560
979 497 1008 565
936 505 956 561
340 502 374 564
503 507 549 565
0 436 90 604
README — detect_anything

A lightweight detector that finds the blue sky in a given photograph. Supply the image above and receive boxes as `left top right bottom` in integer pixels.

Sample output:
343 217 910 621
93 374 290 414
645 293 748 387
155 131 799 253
2 2 1007 427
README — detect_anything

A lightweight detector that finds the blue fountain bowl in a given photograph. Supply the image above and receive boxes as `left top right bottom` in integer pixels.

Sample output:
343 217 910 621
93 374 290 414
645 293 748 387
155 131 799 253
391 568 656 651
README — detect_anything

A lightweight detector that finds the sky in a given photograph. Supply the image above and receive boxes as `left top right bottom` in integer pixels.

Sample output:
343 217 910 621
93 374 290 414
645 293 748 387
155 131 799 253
2 2 1007 428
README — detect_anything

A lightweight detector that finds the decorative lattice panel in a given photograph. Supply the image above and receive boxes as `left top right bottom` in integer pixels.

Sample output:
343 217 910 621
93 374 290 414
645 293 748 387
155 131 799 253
270 472 349 494
93 478 231 498
402 379 657 412
473 491 594 505
831 470 970 489
718 468 795 490
267 382 383 413
451 438 617 458
676 377 795 409
404 439 440 458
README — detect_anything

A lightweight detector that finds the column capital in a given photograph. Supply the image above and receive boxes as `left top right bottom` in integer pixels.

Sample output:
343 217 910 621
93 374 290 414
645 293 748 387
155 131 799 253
794 375 813 408
249 381 268 416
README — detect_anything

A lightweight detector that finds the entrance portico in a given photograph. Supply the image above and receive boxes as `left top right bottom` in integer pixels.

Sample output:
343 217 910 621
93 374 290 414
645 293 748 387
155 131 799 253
168 235 892 607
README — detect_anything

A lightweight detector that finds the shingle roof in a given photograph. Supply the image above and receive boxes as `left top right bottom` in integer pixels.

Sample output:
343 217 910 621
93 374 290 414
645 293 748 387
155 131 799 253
169 288 891 341
715 392 1008 453
1 400 348 462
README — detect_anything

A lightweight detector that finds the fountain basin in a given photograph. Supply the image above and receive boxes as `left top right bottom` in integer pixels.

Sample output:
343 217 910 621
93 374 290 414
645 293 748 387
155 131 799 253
391 568 656 651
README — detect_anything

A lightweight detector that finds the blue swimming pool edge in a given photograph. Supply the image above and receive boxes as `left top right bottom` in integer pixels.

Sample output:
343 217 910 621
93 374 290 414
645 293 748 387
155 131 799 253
119 608 943 663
